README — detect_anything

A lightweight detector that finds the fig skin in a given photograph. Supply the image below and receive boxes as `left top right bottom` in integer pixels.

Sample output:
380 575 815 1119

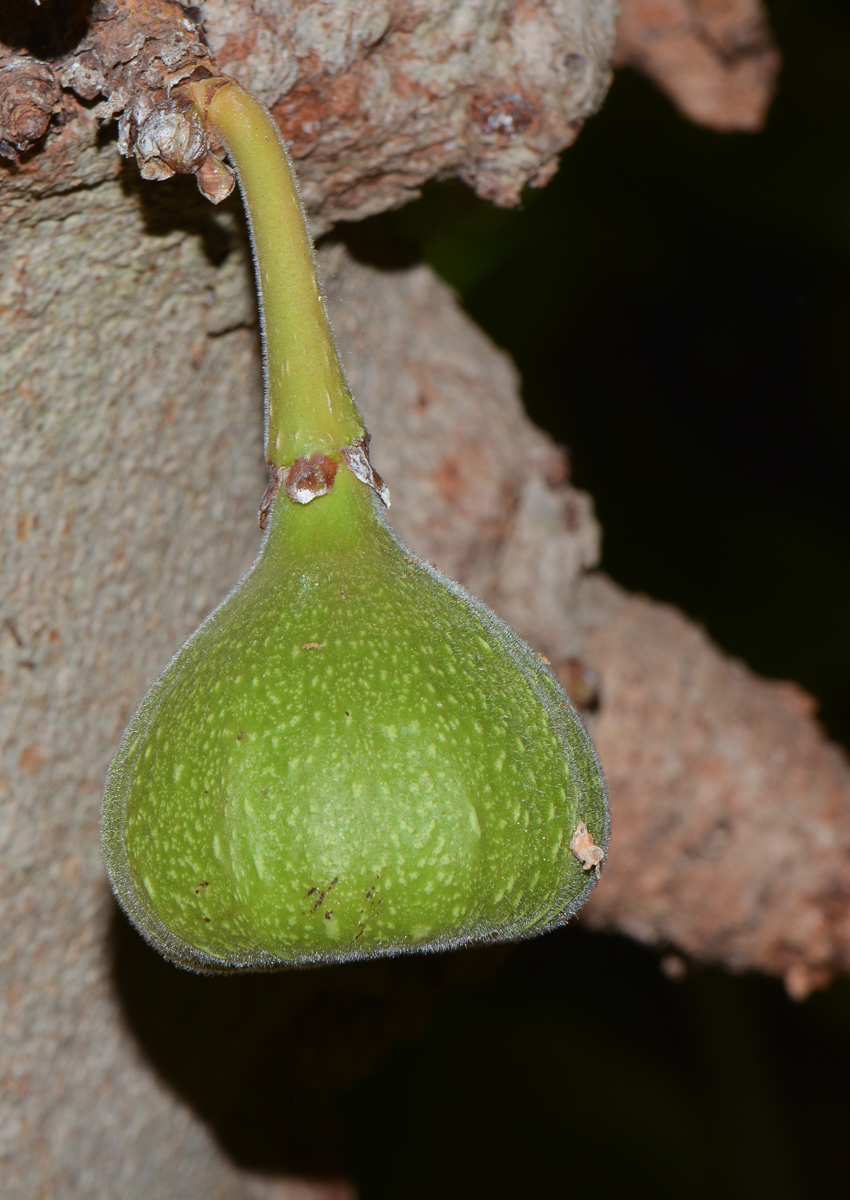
102 467 608 972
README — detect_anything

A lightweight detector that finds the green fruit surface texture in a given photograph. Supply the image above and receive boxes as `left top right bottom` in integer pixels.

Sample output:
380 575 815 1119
103 465 608 971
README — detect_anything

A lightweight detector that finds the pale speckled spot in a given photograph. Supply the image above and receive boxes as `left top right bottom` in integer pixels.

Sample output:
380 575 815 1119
323 914 342 940
172 763 184 782
469 807 481 837
213 834 223 860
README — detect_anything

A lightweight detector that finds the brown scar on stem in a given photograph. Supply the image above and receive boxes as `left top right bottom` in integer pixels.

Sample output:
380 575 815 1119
284 453 339 505
570 820 605 877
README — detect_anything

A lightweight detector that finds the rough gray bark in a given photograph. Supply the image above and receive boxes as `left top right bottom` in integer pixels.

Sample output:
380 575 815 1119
2 0 809 1196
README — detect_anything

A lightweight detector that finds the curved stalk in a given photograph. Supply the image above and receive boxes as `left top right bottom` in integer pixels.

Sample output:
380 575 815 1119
177 76 366 467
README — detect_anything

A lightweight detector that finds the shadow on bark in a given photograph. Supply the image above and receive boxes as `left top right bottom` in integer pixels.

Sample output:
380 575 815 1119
118 160 243 269
108 898 511 1175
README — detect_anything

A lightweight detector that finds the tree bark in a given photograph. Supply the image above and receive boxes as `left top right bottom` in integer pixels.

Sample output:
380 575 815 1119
2 1 814 1197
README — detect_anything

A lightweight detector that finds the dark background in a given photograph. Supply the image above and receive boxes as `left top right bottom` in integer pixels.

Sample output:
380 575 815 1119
116 3 850 1197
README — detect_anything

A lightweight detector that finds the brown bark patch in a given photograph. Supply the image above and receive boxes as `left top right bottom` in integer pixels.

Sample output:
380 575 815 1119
615 0 780 131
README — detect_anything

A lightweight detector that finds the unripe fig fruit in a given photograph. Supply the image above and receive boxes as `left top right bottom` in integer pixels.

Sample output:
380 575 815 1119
101 77 608 972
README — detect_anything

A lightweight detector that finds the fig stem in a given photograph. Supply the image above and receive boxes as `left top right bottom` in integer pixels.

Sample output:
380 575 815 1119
176 76 366 466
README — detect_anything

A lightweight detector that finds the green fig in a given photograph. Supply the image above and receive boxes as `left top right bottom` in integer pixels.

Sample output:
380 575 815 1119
102 77 608 972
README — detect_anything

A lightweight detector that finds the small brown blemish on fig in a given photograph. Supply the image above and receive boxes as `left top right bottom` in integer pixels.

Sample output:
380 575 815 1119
302 642 325 651
236 730 245 741
570 821 604 877
324 911 332 920
194 881 209 893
